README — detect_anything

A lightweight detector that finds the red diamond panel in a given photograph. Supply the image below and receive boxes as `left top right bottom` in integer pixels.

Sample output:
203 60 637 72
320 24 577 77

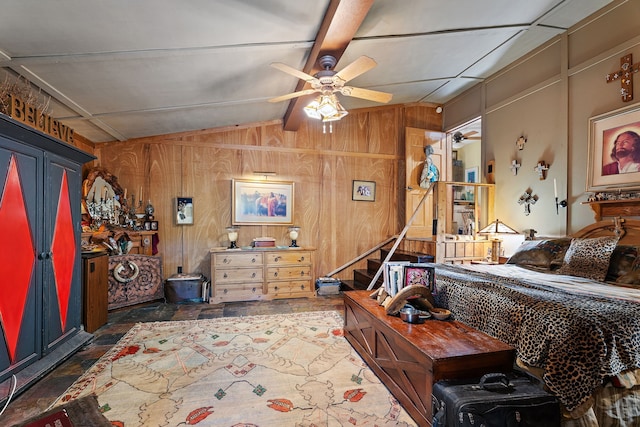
51 171 75 331
0 155 35 362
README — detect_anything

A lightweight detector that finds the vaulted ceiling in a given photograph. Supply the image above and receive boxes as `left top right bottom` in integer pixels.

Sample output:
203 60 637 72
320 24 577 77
0 0 612 143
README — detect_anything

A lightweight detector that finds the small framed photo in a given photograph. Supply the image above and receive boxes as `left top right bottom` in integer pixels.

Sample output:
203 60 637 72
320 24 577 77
151 221 159 231
144 221 152 231
176 197 194 225
352 180 376 202
465 167 479 183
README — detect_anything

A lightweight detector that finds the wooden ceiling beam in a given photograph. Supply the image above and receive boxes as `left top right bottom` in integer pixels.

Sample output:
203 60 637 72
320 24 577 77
282 0 374 131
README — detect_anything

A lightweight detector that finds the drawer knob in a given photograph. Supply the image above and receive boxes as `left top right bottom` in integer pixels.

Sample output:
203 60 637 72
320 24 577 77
299 256 305 262
274 272 278 277
274 256 281 262
252 287 256 293
223 258 230 264
300 284 305 290
251 258 257 263
251 272 256 278
223 289 228 294
223 273 228 278
274 286 278 291
299 271 305 276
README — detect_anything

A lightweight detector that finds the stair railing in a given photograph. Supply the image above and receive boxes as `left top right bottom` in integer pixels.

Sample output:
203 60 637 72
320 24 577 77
323 181 436 291
324 235 398 278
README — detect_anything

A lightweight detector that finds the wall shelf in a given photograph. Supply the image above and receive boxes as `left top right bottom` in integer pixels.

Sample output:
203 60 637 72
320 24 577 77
581 199 640 221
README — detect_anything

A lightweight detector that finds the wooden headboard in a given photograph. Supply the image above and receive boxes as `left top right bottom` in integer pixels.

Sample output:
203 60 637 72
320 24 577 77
573 218 640 245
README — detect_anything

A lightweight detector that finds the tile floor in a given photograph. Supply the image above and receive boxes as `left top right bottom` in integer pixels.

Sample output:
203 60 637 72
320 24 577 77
1 295 345 425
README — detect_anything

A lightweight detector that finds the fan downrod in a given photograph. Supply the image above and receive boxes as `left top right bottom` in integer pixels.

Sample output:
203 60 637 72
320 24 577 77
318 55 337 70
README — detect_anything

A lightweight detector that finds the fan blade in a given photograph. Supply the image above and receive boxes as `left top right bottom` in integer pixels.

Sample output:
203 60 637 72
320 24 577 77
341 86 392 103
270 62 317 83
268 88 318 103
334 56 377 83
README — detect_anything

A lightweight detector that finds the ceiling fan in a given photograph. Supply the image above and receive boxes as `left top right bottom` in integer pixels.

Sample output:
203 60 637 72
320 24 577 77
453 131 481 143
268 55 393 105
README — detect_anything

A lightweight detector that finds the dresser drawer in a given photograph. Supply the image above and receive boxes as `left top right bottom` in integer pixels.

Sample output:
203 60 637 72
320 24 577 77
212 283 264 302
266 251 312 265
266 266 312 281
215 267 263 283
268 280 314 298
214 252 263 267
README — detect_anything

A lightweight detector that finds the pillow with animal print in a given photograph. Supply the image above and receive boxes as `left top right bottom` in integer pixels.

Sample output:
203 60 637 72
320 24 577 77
557 236 619 281
616 253 640 286
605 245 640 282
506 238 572 270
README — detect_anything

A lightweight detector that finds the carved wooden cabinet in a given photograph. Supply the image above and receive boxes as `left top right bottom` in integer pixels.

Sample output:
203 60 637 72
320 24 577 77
107 255 164 310
210 248 315 303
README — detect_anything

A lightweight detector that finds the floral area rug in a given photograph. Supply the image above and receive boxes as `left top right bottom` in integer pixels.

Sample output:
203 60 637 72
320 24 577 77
55 311 416 426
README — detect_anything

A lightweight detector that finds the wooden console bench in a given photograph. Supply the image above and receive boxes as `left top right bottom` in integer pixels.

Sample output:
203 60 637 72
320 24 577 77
343 290 515 426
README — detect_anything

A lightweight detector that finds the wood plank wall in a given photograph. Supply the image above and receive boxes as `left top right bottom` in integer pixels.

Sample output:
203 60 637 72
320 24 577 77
89 103 442 283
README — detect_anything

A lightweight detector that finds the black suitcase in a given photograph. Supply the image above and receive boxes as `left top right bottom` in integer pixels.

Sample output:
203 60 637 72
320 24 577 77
432 372 561 427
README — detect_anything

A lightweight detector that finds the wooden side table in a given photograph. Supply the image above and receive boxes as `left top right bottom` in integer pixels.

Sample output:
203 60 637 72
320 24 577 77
82 252 109 333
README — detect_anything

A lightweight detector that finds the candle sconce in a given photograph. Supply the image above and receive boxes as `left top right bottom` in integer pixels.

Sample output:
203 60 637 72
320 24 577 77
553 179 567 214
556 198 567 214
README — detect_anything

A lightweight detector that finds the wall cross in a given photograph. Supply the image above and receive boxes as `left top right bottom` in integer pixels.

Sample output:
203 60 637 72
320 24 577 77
518 190 537 216
606 53 640 102
534 161 549 180
510 159 521 175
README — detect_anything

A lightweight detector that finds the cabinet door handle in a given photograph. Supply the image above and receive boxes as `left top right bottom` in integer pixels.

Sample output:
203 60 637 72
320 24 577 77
38 252 51 260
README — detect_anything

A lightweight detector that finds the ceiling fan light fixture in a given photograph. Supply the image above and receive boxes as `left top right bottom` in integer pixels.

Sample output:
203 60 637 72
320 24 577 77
317 95 339 117
303 98 322 120
322 102 348 122
305 94 348 123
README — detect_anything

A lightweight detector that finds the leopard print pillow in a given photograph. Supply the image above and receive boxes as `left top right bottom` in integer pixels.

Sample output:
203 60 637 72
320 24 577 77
557 236 619 281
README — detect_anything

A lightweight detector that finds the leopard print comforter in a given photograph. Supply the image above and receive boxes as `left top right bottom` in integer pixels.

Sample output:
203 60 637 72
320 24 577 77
433 264 640 412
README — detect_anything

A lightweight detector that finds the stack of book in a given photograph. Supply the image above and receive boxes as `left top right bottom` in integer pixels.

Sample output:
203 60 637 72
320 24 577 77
383 261 435 297
252 237 276 248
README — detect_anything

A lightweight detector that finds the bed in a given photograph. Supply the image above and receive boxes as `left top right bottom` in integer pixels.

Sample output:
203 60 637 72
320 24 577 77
432 218 640 427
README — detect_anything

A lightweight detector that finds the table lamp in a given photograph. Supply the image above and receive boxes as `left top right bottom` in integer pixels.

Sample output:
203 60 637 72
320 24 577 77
288 226 300 247
478 219 520 262
226 226 239 249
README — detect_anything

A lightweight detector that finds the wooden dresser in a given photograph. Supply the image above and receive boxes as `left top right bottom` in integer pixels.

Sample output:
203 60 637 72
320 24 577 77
343 290 515 426
210 247 315 303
